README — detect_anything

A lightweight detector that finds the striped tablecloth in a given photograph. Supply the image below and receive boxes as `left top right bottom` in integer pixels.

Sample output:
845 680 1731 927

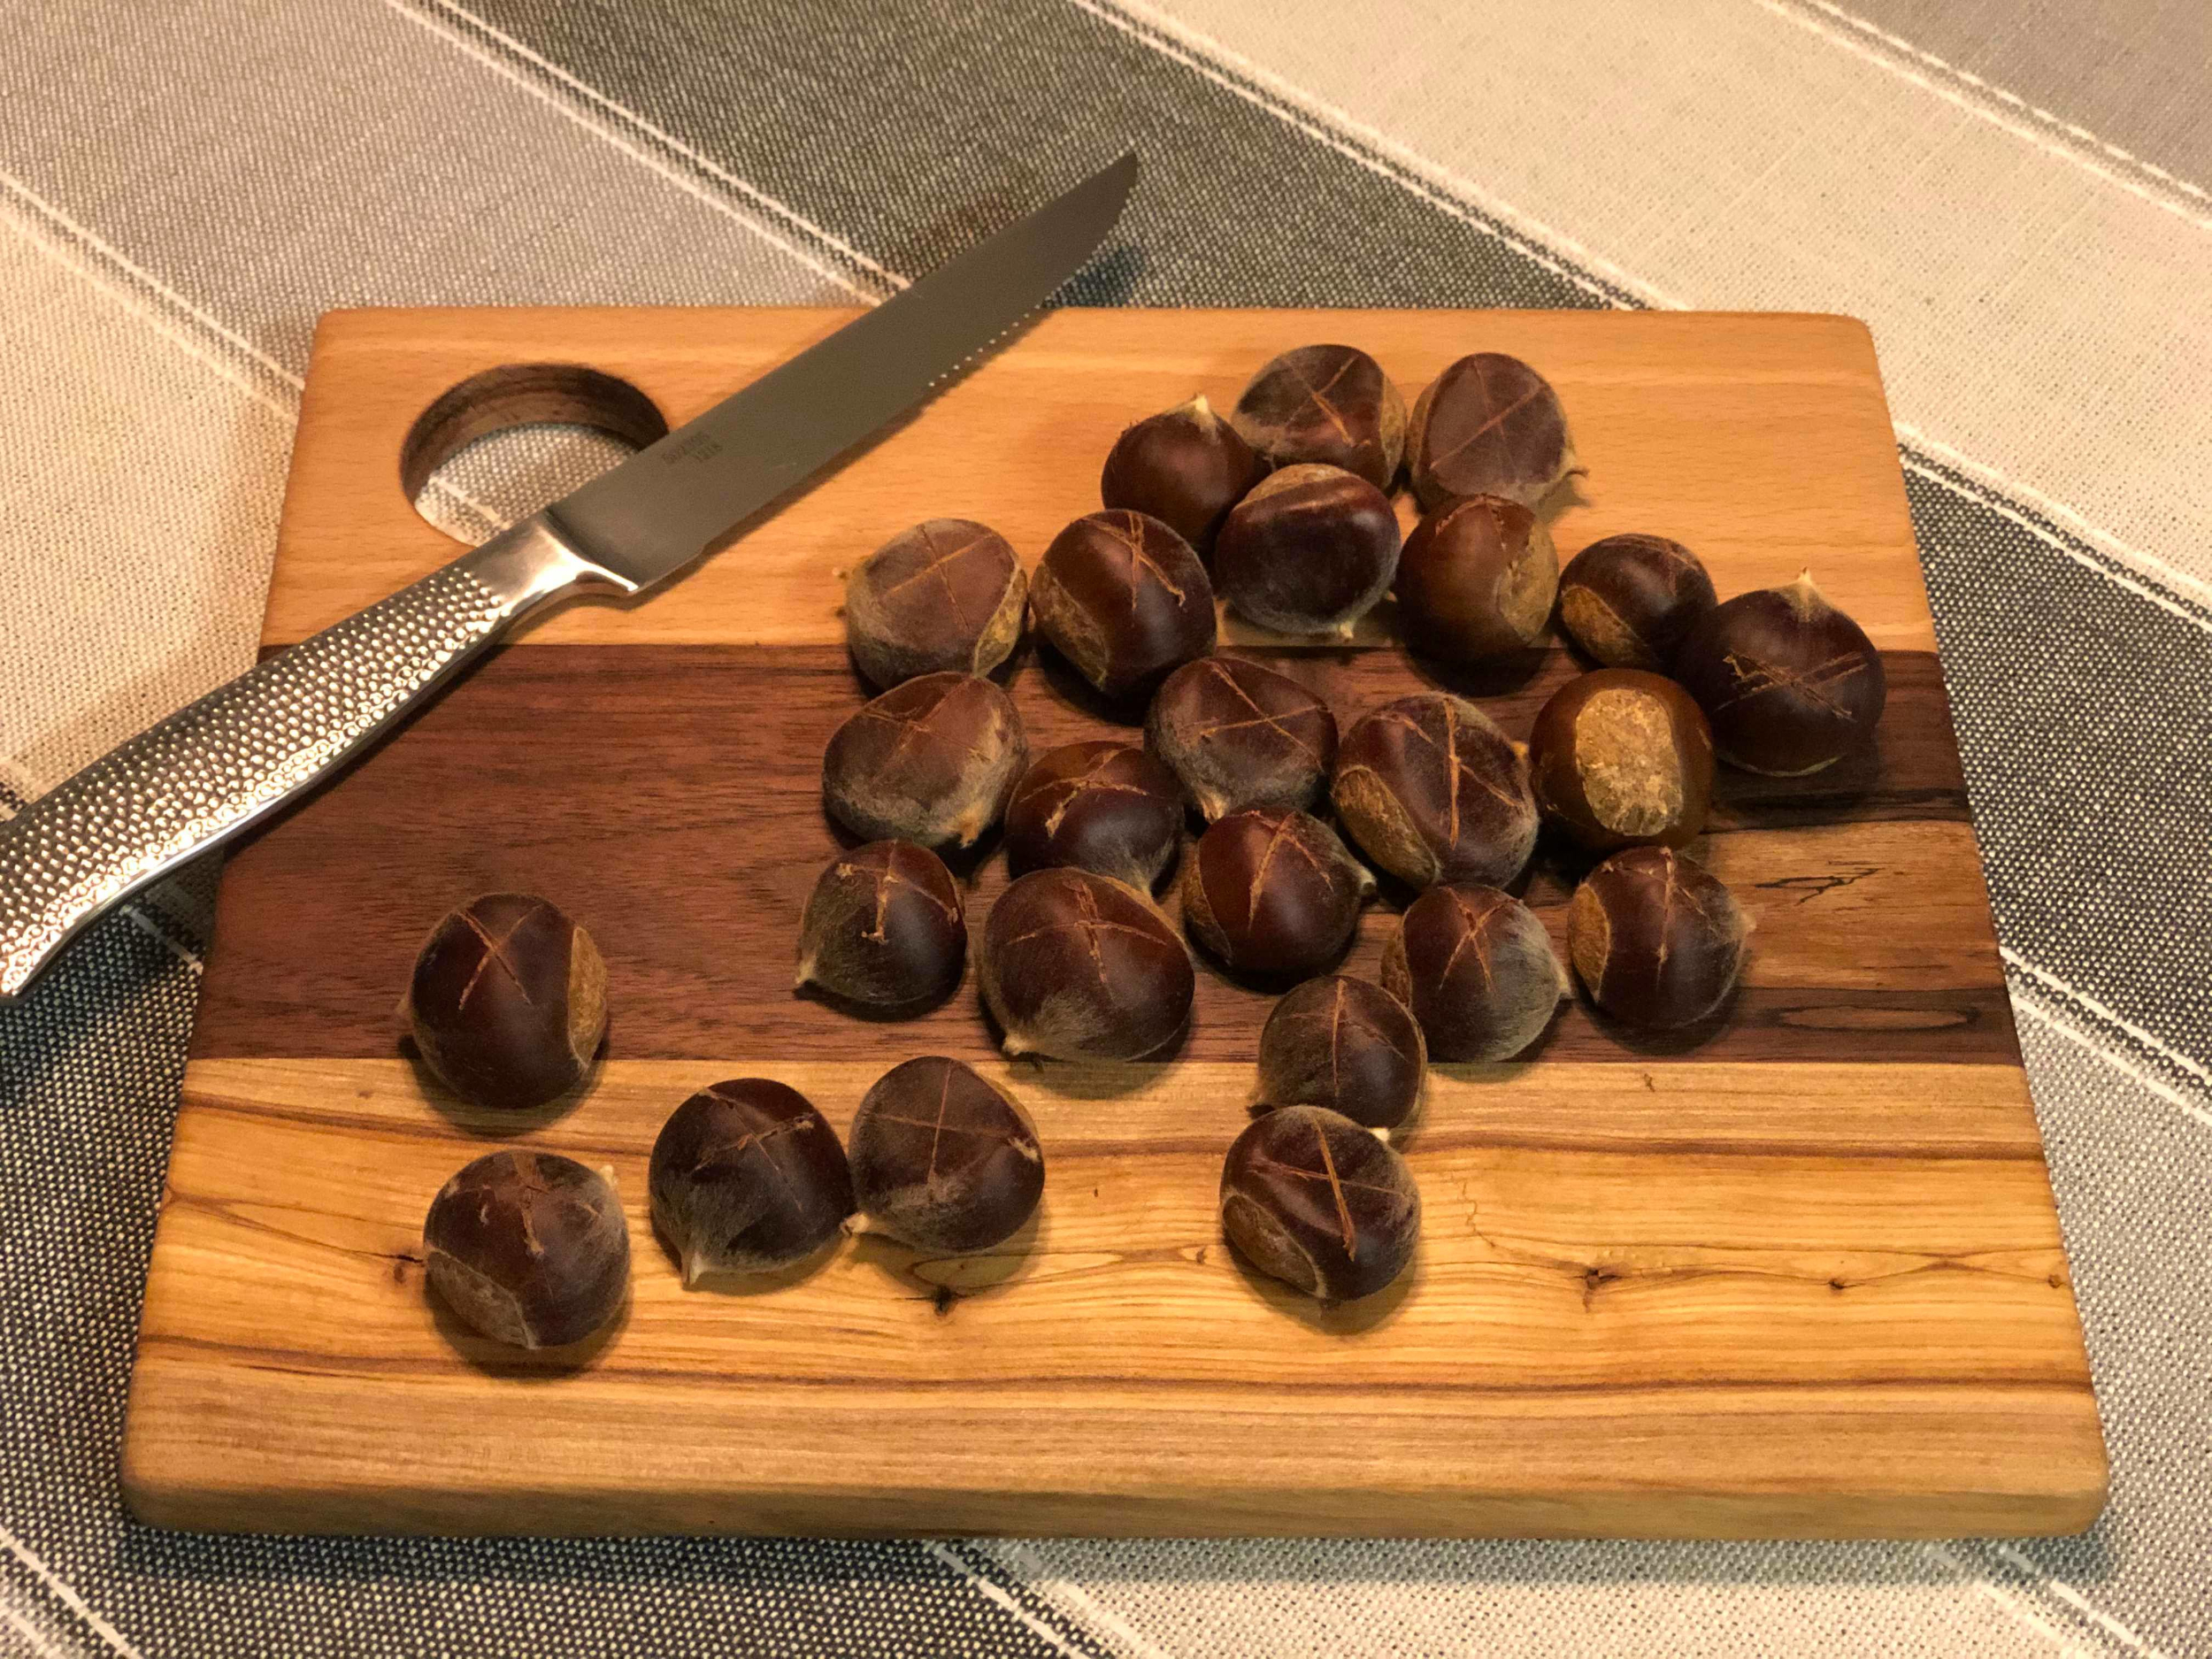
3 3 2206 1655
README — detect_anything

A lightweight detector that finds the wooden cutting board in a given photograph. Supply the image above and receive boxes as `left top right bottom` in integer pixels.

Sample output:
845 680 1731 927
120 307 2106 1538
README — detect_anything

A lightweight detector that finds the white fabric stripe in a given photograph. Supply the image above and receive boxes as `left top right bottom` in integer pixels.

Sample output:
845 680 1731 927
401 0 898 301
1788 0 2212 207
974 1540 1176 1659
1988 1546 2174 1659
1923 1545 2094 1656
0 1530 137 1659
2003 950 2212 1108
2007 978 2212 1136
1115 0 2212 614
919 1543 1103 1659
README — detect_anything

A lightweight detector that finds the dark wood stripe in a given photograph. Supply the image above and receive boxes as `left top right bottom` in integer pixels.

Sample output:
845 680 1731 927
196 644 2008 1065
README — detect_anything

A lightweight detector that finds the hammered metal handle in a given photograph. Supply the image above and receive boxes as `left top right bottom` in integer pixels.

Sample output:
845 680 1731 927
0 515 623 998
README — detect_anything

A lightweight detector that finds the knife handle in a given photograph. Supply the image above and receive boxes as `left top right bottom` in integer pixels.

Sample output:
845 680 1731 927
0 512 629 999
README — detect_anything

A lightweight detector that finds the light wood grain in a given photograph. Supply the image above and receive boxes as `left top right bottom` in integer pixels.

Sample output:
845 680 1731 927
262 308 1934 649
125 1060 2101 1537
126 305 2101 1538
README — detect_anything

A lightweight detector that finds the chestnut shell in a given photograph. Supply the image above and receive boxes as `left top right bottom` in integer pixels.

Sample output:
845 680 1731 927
821 672 1027 849
401 893 608 1110
1557 534 1716 670
1567 846 1749 1029
1220 1104 1421 1302
979 868 1195 1061
843 518 1026 688
1672 572 1886 776
649 1079 855 1281
795 841 966 1010
1395 494 1558 663
849 1056 1045 1253
1146 655 1338 822
1030 510 1217 701
1228 343 1407 489
1180 809 1375 979
1332 694 1539 889
1003 740 1184 890
1379 884 1567 1061
424 1150 629 1348
1526 669 1715 853
1213 465 1401 638
1406 352 1579 511
1256 975 1426 1131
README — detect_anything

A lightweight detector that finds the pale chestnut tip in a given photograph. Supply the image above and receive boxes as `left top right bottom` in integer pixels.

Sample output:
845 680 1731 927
1370 1125 1394 1147
683 1253 706 1289
1183 392 1216 423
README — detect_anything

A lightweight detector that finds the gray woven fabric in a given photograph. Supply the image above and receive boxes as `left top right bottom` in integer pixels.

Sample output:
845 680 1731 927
3 1 2207 1655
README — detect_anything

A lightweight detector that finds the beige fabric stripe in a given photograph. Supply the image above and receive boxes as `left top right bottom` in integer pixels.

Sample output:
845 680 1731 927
1112 0 2212 616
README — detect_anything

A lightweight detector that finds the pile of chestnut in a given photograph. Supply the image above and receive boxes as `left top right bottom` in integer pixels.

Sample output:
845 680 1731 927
409 341 1889 1346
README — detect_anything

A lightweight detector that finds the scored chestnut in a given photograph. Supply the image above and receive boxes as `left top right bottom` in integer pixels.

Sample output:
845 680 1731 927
423 1149 629 1348
1004 740 1184 891
1672 571 1886 775
795 841 966 1010
649 1079 855 1283
1146 655 1338 822
1220 1105 1421 1302
1406 351 1581 511
821 671 1027 850
1214 464 1401 638
1380 884 1567 1061
1100 395 1265 560
1181 809 1375 979
1256 974 1426 1132
1395 493 1559 664
1229 343 1406 490
843 518 1026 688
1526 669 1715 852
1332 693 1539 890
1557 534 1716 670
1030 509 1217 702
980 868 1195 1061
400 893 608 1110
849 1056 1045 1253
1567 846 1750 1029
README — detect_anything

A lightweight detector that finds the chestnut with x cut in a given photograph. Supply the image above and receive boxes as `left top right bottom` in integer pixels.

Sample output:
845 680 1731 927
649 1079 855 1283
1672 572 1886 776
1229 343 1406 490
1380 884 1568 1062
849 1056 1045 1254
1256 975 1426 1131
423 1149 629 1348
979 867 1194 1061
843 518 1027 689
1333 693 1538 890
1180 809 1374 979
1003 740 1184 890
1407 351 1582 511
795 841 966 1010
1030 509 1216 701
821 671 1027 850
1146 656 1337 823
1220 1104 1421 1302
400 893 607 1110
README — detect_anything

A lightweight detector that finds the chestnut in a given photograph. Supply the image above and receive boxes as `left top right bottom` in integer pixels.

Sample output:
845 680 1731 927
1567 846 1750 1029
849 1056 1044 1253
1557 534 1716 670
1220 1105 1420 1302
1406 352 1581 511
1380 884 1567 1061
821 671 1027 850
1526 669 1714 852
649 1079 855 1282
423 1149 628 1348
1004 740 1183 891
979 868 1194 1061
400 893 608 1110
1672 572 1886 775
795 841 965 1010
1146 655 1337 822
1100 395 1264 560
1030 510 1216 701
843 518 1026 688
1214 465 1401 638
1181 810 1374 979
1395 493 1559 663
1332 694 1539 889
1229 343 1406 490
1256 975 1425 1131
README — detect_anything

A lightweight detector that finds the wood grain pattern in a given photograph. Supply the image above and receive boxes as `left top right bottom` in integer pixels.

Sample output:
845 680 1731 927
124 305 2102 1538
190 644 2011 1066
261 307 1936 649
126 1060 2101 1537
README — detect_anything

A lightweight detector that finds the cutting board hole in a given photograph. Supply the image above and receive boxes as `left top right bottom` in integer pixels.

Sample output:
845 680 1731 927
402 364 669 541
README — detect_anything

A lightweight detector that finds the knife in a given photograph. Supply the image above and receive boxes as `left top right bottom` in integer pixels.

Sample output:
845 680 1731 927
0 153 1138 1000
